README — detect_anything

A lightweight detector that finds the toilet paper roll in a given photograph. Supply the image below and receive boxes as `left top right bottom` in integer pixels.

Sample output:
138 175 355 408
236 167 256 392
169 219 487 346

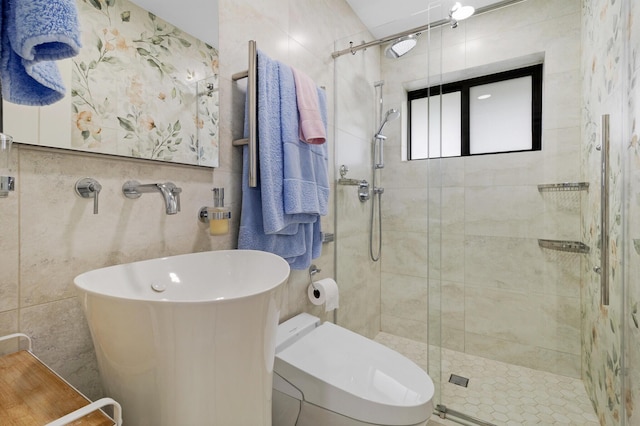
307 278 339 312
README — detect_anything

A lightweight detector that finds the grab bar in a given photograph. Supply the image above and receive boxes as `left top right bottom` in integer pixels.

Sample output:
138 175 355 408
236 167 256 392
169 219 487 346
596 114 610 306
232 40 258 187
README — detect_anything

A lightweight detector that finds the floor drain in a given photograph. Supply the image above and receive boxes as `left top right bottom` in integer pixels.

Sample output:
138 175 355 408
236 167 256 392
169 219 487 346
448 374 469 387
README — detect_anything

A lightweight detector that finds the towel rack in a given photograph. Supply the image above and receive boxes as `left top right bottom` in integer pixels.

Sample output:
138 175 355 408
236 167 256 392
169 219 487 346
232 40 258 187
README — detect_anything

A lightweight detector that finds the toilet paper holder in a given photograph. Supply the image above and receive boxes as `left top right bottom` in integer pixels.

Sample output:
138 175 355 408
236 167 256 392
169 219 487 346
309 265 321 298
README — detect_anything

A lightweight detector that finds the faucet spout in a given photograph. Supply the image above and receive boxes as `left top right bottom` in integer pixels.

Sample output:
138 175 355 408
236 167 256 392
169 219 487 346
155 183 181 214
123 181 182 215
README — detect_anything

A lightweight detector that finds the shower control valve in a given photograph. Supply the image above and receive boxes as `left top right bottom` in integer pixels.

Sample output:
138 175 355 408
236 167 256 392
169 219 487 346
358 180 370 202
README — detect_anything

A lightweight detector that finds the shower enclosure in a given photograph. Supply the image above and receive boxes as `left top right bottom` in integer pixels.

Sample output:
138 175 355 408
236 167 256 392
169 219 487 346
333 0 633 425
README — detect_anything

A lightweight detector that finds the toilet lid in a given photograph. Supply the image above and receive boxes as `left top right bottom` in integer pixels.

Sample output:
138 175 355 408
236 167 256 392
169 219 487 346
274 322 434 425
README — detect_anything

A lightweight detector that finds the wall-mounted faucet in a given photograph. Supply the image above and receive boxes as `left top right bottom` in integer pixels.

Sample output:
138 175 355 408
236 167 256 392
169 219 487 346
122 180 182 215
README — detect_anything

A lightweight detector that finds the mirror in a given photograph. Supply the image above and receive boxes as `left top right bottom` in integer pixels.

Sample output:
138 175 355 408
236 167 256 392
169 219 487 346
2 0 219 167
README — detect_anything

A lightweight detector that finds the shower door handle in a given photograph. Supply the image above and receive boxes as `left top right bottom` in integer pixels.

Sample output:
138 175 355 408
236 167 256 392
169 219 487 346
599 114 610 306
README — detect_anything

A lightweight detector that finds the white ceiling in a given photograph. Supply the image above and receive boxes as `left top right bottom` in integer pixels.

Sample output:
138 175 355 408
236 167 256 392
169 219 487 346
345 0 507 38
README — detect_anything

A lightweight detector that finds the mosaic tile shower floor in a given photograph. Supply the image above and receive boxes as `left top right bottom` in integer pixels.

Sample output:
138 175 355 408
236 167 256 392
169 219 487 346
374 332 599 426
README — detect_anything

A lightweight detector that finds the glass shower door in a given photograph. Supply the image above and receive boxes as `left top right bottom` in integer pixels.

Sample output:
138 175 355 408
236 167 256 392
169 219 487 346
426 1 623 424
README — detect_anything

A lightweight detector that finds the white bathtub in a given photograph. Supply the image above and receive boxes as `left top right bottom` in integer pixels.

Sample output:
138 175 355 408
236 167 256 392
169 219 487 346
75 250 290 426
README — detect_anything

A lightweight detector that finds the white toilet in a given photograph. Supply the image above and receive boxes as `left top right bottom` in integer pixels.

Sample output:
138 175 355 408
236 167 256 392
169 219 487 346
272 313 434 426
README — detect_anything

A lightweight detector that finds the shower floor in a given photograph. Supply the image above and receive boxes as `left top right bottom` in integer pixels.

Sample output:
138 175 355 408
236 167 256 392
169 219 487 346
374 332 599 426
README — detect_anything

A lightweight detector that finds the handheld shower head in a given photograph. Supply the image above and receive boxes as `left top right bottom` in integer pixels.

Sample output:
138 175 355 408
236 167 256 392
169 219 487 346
375 108 400 138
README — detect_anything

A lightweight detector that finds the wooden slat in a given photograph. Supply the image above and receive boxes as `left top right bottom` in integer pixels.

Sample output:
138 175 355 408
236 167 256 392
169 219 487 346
0 351 113 426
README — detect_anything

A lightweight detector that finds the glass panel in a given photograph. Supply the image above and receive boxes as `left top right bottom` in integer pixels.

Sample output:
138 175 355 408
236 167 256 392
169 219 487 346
426 11 444 413
333 28 382 338
469 76 532 154
432 2 599 424
334 0 626 424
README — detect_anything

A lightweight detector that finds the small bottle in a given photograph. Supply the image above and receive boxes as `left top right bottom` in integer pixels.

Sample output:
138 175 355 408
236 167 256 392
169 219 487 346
208 188 230 235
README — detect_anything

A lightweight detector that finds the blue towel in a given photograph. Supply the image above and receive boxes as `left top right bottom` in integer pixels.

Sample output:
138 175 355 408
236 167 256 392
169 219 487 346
279 65 329 217
254 50 315 236
1 34 66 105
285 219 323 270
0 0 80 106
237 50 324 269
279 65 328 264
237 145 309 261
8 0 81 61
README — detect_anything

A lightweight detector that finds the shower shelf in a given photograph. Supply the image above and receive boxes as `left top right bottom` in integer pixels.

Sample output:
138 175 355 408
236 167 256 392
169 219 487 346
337 178 362 186
538 239 590 254
537 182 589 192
321 232 335 243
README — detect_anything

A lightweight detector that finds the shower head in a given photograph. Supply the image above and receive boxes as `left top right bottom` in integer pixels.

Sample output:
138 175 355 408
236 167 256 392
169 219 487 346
375 108 400 138
384 34 419 59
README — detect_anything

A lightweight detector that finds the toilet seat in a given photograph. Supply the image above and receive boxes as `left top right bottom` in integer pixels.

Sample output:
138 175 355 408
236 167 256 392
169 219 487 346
274 321 434 425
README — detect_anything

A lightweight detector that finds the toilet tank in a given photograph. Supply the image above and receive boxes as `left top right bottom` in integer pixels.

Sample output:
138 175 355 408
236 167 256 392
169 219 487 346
276 313 321 352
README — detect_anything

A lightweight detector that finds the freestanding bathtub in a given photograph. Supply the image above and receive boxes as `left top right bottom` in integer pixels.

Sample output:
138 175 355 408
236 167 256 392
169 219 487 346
74 250 290 426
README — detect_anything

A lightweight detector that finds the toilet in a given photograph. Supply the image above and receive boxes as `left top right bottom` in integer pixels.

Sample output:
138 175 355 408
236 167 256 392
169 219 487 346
272 313 434 426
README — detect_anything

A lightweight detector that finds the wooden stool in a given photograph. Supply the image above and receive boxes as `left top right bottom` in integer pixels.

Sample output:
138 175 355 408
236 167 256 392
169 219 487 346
0 334 122 426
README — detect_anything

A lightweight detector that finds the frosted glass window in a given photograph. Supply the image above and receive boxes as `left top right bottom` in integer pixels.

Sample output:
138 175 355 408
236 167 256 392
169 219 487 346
410 92 461 159
407 64 542 160
410 97 429 160
469 77 532 154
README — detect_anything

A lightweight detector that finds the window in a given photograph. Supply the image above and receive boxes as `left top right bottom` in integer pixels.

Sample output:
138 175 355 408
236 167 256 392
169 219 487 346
407 64 542 160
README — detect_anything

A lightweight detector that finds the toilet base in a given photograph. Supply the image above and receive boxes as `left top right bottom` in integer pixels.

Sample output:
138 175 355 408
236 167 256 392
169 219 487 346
272 389 429 426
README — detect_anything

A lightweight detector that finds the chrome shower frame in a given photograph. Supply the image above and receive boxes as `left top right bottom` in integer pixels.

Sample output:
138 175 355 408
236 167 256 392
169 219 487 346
331 0 525 59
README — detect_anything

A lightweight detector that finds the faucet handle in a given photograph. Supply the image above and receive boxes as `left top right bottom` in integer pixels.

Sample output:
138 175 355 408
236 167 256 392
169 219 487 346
75 178 102 214
122 180 142 199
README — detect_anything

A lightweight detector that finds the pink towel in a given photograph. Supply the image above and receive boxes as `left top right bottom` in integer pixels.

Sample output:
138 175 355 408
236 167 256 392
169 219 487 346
291 67 326 144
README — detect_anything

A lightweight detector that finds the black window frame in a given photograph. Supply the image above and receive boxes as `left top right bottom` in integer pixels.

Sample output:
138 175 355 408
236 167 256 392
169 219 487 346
407 64 543 159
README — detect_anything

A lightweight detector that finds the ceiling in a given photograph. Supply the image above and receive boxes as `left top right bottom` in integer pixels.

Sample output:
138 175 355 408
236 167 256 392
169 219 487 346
344 0 507 39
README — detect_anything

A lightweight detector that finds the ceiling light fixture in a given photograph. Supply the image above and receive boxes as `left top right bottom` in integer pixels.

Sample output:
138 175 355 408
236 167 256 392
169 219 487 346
449 2 475 28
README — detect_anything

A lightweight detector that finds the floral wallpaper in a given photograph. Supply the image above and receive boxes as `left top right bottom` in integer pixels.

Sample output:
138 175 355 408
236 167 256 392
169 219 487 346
71 0 219 166
582 0 640 424
625 1 640 425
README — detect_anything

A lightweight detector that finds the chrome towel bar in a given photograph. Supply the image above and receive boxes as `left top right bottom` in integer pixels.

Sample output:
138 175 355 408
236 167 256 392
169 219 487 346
232 40 257 187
